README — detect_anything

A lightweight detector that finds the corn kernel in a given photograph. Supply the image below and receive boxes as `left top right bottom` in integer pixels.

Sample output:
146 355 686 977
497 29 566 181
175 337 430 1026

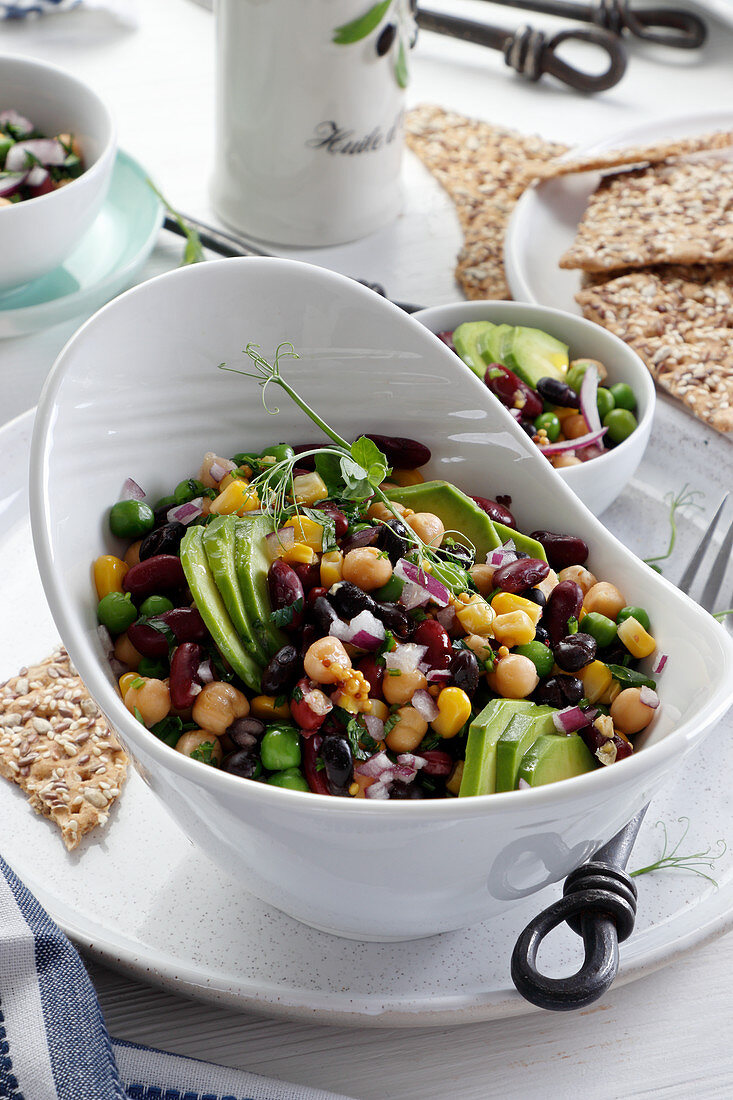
285 515 324 551
218 472 237 491
491 610 536 648
118 671 138 696
209 480 259 515
292 471 328 506
94 555 129 599
431 687 472 739
617 616 656 659
320 548 343 587
389 468 425 487
455 594 495 635
366 698 389 721
491 591 542 626
579 660 613 705
601 680 622 706
281 543 317 565
250 695 291 720
446 760 464 795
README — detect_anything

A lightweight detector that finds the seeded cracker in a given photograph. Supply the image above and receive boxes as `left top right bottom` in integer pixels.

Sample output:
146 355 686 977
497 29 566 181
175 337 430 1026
531 130 733 182
406 105 567 299
576 265 733 434
0 647 128 850
559 160 733 273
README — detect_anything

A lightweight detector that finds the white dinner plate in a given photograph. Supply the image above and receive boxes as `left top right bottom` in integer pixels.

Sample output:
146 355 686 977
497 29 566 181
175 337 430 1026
504 111 733 313
2 406 733 1026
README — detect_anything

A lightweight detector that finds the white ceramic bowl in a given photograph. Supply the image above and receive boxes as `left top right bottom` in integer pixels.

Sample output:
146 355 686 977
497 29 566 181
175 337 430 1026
31 258 733 941
413 301 655 517
0 55 116 292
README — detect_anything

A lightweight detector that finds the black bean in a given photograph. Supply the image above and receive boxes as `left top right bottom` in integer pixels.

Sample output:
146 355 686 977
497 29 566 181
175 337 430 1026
261 645 300 694
329 581 375 619
534 674 584 707
377 518 409 564
139 522 187 561
554 632 597 673
320 736 354 796
450 648 480 697
227 716 265 748
536 377 580 407
223 749 260 779
533 623 551 648
373 601 414 639
437 541 474 568
311 595 339 633
525 587 547 608
390 781 424 800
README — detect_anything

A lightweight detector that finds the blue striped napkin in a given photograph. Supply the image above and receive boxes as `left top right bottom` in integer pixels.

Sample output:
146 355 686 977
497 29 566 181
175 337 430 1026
0 854 353 1100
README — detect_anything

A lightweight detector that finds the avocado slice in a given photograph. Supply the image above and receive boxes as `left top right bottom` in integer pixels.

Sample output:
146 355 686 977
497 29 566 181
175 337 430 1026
386 480 501 561
458 698 540 797
234 514 288 658
180 526 262 692
495 708 556 792
517 733 596 788
202 516 268 666
452 322 493 379
493 521 548 563
502 326 569 390
478 323 513 367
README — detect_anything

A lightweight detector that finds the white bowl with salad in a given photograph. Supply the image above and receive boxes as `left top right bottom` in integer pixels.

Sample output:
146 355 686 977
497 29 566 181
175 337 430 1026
0 55 116 292
30 258 733 941
413 300 655 516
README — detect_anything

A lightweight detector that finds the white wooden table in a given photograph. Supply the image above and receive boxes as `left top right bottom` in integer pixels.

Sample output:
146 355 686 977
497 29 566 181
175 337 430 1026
2 1 733 1095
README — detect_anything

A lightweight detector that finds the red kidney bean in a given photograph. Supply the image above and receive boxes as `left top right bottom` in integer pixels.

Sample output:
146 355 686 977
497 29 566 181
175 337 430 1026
364 434 431 468
292 560 321 594
356 655 385 701
303 734 331 794
169 642 205 710
268 560 305 631
413 619 451 670
261 645 300 694
529 530 589 570
578 725 633 763
554 632 597 673
290 677 332 732
318 501 348 539
470 496 517 529
421 750 453 777
450 648 480 697
123 554 186 599
436 330 456 352
492 557 550 594
536 377 578 408
484 364 543 421
128 608 208 658
544 580 584 646
307 586 328 607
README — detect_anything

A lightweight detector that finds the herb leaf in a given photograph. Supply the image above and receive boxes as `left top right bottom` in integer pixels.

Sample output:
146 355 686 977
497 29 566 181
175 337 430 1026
270 597 303 628
332 0 392 44
190 740 220 767
394 38 408 88
146 178 205 266
607 664 657 690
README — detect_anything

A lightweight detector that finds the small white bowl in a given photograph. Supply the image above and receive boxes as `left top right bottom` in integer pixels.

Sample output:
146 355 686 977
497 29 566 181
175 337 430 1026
413 300 655 517
0 55 117 292
30 258 733 941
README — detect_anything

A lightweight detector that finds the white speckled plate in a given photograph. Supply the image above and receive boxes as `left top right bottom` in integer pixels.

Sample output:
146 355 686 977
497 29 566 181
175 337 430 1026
2 405 732 1026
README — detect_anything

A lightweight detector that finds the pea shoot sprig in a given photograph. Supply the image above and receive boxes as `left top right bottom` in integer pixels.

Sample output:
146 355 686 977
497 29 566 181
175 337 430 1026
643 484 704 573
218 342 474 588
631 817 727 886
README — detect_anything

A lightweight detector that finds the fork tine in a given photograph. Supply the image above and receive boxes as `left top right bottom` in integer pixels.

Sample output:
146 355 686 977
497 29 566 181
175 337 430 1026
677 493 730 597
699 509 733 613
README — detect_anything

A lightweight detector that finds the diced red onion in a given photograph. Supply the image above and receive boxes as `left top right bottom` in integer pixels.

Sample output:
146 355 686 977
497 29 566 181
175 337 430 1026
488 540 517 568
393 753 427 783
395 559 450 608
330 609 385 651
97 624 113 657
411 688 439 722
190 682 202 697
539 428 607 456
639 685 660 710
385 643 427 674
167 498 204 525
356 751 394 779
652 653 668 674
436 604 459 633
304 687 333 718
398 579 431 610
265 526 295 560
363 714 385 741
0 109 33 136
579 363 602 435
197 660 215 684
365 779 391 799
552 705 598 733
427 668 451 684
109 658 127 677
209 458 236 483
5 138 66 172
518 778 530 790
25 165 49 188
0 171 27 198
121 477 146 501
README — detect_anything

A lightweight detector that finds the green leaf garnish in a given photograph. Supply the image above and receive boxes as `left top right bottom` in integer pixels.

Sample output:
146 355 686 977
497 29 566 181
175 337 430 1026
643 484 704 571
394 38 408 88
190 741 220 767
631 817 726 886
607 664 657 690
146 178 205 266
270 597 304 628
150 715 184 747
332 0 392 44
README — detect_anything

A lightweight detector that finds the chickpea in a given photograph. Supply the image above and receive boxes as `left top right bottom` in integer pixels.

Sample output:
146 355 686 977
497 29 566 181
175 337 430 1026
303 636 351 684
199 451 231 489
563 414 590 440
570 357 607 383
584 581 626 620
367 501 409 521
551 454 583 469
406 511 445 547
342 546 393 591
0 197 12 208
385 706 428 753
470 563 496 596
192 681 249 736
487 654 538 700
124 540 142 568
383 668 428 706
175 729 224 765
124 677 171 726
558 564 597 596
114 631 142 670
610 688 655 736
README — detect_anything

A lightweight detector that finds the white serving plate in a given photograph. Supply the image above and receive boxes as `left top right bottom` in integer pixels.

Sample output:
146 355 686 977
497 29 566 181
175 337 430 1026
4 406 733 1025
504 110 733 313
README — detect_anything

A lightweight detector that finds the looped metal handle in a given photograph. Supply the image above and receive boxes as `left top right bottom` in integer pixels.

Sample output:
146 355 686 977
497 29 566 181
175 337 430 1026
504 25 628 92
597 0 707 48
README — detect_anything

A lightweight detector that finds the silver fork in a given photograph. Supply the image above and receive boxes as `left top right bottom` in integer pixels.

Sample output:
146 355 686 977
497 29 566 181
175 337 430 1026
511 496 733 1011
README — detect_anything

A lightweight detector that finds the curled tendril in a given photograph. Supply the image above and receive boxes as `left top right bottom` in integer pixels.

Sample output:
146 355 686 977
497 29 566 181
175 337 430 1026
631 816 727 886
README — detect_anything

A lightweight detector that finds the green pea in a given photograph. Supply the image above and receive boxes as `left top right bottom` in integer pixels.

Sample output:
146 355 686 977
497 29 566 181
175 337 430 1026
581 612 617 648
109 499 155 539
603 408 637 443
514 641 554 677
617 606 650 631
267 767 309 791
154 494 176 511
174 478 206 505
138 656 169 679
596 387 615 421
139 595 174 617
374 574 405 601
609 382 636 411
534 412 561 442
260 725 301 771
259 443 295 465
97 591 137 634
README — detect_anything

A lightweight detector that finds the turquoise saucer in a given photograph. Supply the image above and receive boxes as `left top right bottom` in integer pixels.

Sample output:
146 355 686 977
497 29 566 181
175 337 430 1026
0 150 163 338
